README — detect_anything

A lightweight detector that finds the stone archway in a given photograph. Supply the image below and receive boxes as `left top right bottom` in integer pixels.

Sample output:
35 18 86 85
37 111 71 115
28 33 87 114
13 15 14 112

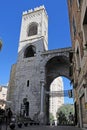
45 55 70 88
40 47 72 124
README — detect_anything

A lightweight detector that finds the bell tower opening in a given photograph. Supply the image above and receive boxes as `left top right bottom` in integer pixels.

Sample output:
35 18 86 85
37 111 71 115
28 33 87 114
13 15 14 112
24 45 36 58
28 22 38 36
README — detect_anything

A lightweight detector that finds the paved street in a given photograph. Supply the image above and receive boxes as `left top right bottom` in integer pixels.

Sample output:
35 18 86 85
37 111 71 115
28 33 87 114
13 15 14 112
1 125 82 130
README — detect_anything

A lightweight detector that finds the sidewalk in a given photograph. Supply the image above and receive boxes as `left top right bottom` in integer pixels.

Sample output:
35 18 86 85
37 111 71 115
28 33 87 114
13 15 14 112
1 125 84 130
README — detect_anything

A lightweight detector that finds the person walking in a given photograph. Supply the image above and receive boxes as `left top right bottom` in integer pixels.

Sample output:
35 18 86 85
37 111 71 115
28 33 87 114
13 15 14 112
6 108 13 125
68 112 74 125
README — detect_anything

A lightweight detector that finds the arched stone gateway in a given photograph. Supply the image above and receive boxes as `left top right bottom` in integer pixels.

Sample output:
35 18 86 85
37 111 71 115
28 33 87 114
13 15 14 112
7 6 73 125
43 47 72 84
39 47 72 124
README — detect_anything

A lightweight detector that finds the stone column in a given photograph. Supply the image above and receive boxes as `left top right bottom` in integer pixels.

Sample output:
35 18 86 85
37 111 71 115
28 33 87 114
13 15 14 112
38 81 45 124
40 82 44 113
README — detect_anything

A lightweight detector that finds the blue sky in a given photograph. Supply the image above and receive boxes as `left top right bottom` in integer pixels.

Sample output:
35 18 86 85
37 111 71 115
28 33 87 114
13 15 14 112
0 0 73 103
63 77 73 104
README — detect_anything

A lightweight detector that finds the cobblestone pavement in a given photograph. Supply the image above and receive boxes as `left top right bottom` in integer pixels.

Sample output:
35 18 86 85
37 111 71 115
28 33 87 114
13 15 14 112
1 125 83 130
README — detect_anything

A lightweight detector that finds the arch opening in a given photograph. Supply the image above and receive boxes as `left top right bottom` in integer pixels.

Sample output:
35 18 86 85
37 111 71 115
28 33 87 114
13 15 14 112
45 76 74 125
28 22 38 36
44 56 75 125
24 45 36 58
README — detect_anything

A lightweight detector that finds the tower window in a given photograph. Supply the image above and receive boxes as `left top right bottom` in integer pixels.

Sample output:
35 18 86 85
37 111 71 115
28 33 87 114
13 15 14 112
76 48 81 73
28 22 38 36
70 0 73 6
27 80 29 87
83 8 87 25
77 0 81 8
72 16 76 37
83 8 87 45
24 45 36 58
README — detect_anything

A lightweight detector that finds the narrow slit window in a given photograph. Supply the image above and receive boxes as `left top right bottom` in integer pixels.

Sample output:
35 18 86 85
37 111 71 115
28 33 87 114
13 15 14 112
72 16 76 37
27 80 29 87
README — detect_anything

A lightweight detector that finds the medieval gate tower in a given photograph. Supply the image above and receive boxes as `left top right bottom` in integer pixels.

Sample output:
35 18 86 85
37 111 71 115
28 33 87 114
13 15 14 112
8 5 72 124
14 5 48 119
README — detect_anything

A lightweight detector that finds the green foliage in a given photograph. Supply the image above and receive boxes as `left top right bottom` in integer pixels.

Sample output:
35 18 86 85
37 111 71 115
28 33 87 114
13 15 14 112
49 113 54 123
57 111 67 124
56 104 74 124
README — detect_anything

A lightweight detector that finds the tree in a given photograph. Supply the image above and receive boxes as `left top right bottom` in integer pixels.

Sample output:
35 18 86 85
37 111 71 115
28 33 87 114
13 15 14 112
56 104 74 124
49 113 54 124
0 40 2 50
57 111 67 125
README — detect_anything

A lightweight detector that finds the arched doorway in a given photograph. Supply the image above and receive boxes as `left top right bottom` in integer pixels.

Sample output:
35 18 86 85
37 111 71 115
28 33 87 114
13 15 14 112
21 98 29 117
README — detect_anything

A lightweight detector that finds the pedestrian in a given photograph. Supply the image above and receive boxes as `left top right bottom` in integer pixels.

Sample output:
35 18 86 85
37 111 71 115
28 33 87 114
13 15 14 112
6 108 13 125
68 112 74 124
0 107 2 130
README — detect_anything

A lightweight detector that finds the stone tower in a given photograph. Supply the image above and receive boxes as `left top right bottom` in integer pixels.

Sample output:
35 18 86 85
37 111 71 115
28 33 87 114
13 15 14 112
7 5 72 124
14 5 48 119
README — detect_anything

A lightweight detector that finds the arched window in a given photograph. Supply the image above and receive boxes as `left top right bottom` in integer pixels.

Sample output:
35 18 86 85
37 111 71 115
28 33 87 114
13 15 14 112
24 45 36 58
28 22 38 36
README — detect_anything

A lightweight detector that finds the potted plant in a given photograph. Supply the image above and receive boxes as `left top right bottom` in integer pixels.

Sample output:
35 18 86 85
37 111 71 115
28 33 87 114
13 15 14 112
9 122 15 129
17 115 23 128
24 122 28 127
17 122 22 128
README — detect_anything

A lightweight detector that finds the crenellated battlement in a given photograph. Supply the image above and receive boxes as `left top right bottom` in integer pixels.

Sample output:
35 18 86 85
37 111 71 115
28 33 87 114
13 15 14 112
23 5 47 16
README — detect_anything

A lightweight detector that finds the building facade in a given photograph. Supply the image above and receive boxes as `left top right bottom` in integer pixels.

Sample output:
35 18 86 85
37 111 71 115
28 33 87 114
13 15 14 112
0 86 7 109
68 0 87 128
50 77 64 122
